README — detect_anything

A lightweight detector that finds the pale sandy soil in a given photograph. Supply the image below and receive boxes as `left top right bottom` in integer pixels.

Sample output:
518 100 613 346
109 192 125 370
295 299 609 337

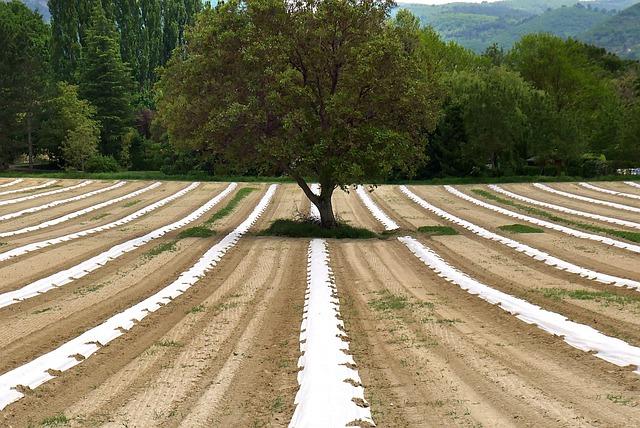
3 179 640 428
499 183 640 227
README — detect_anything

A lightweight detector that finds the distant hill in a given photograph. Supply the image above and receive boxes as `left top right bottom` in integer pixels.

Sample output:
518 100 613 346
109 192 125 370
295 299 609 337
396 0 640 56
492 4 613 48
582 2 640 58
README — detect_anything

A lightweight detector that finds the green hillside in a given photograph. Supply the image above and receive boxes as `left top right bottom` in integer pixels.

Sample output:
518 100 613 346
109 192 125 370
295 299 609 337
493 5 612 48
583 3 640 58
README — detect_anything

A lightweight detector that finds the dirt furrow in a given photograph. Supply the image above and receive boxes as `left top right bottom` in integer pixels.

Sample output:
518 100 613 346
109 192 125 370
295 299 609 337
0 185 265 373
0 181 151 234
0 183 227 292
553 183 640 208
501 183 640 226
333 240 640 427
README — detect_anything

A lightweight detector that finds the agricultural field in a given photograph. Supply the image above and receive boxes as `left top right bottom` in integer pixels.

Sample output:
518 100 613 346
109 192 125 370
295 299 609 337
1 178 640 427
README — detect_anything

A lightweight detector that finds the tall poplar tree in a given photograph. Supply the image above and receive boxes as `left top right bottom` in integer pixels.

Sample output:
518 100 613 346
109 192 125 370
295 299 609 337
79 2 133 158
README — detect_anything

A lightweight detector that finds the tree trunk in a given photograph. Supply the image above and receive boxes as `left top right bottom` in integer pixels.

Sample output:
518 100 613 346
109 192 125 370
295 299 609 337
316 193 337 229
27 115 33 170
290 172 337 229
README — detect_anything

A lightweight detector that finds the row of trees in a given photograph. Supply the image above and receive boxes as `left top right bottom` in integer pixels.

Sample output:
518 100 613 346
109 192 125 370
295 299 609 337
422 31 640 178
0 0 201 170
1 0 639 185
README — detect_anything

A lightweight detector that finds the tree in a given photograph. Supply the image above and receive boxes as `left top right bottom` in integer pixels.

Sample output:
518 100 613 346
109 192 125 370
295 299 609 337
442 67 541 174
79 2 134 160
0 1 50 169
38 82 100 164
61 122 100 171
156 0 441 227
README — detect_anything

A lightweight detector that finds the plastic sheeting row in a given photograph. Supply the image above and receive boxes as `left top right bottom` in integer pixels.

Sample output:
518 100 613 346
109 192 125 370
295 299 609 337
0 179 23 188
0 182 162 238
400 186 640 291
0 182 234 308
0 181 126 221
534 183 640 214
399 236 640 376
489 185 640 230
0 184 276 411
289 239 375 428
0 180 89 207
446 186 640 254
0 180 56 197
626 181 640 190
579 182 640 201
355 185 399 231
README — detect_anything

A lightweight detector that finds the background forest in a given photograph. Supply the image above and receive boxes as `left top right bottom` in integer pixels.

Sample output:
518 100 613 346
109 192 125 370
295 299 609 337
1 0 639 179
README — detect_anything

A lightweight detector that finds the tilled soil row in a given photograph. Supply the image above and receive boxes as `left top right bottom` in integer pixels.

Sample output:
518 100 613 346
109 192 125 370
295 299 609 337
0 180 155 237
0 184 265 372
0 182 226 293
368 185 640 348
333 240 640 427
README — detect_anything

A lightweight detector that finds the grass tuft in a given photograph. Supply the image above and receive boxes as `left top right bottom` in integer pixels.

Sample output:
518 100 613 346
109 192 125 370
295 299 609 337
187 305 205 314
122 199 141 207
156 340 183 348
90 212 110 221
472 189 640 243
540 288 640 305
205 187 257 225
498 224 544 234
260 219 377 239
369 290 409 311
0 242 6 247
178 226 214 239
418 225 458 236
145 241 177 258
40 414 69 427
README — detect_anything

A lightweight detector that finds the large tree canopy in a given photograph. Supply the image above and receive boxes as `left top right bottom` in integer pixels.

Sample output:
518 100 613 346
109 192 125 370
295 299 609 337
156 0 441 227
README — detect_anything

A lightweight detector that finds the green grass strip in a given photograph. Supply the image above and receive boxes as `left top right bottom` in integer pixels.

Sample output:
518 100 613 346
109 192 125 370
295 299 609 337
205 187 257 226
145 241 177 258
498 224 544 234
472 189 640 243
178 226 215 238
540 288 640 305
260 219 377 239
417 225 459 236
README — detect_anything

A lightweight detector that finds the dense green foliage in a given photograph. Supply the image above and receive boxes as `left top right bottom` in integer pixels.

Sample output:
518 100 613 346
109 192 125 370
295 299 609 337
3 0 640 202
0 1 50 168
157 1 441 227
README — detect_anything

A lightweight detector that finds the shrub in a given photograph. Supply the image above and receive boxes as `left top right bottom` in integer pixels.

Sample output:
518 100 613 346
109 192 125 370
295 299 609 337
86 154 120 172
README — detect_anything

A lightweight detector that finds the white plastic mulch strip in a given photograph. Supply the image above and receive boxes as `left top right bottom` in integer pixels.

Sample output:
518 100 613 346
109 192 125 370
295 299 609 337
399 236 640 374
625 181 640 190
399 186 640 291
0 179 23 188
578 182 640 201
534 183 640 214
355 185 399 231
290 239 374 428
446 186 640 254
0 180 56 197
0 184 184 262
0 182 162 238
0 184 276 411
0 181 127 221
489 185 640 230
0 180 91 207
309 183 321 222
0 182 236 308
